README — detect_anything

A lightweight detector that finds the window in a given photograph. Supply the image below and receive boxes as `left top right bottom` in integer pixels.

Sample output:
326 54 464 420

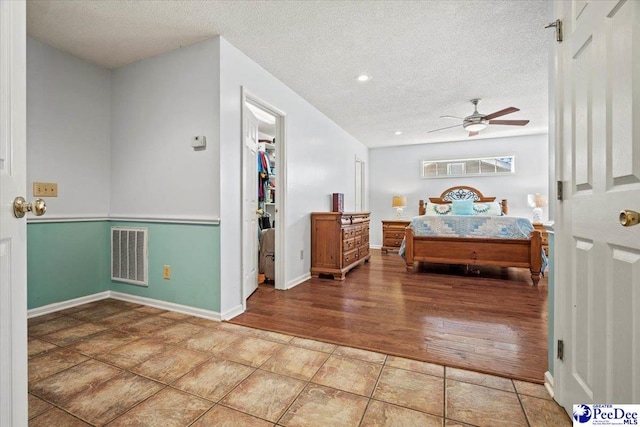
421 156 515 178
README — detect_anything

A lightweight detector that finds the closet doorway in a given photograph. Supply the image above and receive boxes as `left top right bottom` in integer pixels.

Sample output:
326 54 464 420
241 88 286 307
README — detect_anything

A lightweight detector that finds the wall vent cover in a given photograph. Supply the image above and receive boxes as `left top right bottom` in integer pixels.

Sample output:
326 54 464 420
111 227 148 286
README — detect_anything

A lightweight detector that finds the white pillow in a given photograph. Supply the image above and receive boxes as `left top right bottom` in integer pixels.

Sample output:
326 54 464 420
424 202 453 216
472 202 503 216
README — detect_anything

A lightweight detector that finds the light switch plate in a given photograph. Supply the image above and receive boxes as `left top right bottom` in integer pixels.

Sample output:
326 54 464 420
33 182 58 197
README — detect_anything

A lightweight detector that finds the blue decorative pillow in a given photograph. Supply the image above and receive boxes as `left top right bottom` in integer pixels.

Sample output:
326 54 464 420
452 199 474 215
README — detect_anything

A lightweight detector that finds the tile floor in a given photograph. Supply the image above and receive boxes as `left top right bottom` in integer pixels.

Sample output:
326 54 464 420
27 298 571 426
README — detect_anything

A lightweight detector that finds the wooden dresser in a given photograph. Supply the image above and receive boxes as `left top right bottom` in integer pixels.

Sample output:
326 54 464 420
381 219 411 253
532 222 549 256
311 212 370 280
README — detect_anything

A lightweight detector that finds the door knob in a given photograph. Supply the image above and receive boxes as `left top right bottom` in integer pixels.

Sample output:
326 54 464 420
619 210 639 227
13 197 46 218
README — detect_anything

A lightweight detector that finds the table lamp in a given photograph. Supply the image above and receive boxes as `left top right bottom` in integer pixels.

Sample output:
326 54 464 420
527 193 548 223
392 196 407 219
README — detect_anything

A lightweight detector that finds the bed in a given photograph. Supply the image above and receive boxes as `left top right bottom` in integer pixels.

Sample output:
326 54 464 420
401 186 544 286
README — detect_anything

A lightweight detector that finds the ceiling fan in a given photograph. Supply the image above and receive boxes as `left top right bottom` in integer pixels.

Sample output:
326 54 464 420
428 99 530 137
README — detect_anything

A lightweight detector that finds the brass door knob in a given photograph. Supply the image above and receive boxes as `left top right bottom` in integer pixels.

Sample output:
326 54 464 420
13 197 46 218
619 210 639 227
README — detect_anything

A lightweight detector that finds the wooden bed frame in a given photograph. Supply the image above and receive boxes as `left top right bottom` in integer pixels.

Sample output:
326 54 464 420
405 186 543 286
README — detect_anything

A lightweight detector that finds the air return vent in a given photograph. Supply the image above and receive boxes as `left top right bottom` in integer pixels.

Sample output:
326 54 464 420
111 227 148 286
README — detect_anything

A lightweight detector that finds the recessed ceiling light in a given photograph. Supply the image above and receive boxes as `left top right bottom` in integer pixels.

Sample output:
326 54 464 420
394 131 403 135
356 74 370 82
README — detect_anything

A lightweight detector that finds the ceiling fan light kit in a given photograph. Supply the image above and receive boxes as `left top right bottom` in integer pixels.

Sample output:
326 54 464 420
429 98 530 137
463 120 488 132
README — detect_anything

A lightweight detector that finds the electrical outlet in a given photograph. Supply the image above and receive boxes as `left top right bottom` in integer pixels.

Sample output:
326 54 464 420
163 265 171 280
300 249 304 260
33 182 58 197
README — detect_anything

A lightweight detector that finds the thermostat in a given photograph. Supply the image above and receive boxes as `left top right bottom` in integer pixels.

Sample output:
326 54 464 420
192 136 206 148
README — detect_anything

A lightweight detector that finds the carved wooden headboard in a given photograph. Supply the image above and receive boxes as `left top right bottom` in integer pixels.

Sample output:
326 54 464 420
419 186 508 215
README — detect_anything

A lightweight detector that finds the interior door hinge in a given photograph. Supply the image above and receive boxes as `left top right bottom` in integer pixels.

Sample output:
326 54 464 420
557 181 564 201
557 339 564 361
545 19 563 43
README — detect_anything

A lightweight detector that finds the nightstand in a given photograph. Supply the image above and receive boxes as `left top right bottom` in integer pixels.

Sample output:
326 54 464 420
532 222 549 256
381 220 411 254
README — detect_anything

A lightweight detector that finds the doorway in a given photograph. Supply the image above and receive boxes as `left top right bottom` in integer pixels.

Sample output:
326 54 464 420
241 89 286 308
355 157 365 212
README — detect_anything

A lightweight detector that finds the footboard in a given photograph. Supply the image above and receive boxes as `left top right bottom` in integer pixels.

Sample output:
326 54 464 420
405 227 543 285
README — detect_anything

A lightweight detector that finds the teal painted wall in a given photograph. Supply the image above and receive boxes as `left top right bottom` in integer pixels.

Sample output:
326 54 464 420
27 221 111 309
109 222 220 312
548 231 555 376
27 221 221 313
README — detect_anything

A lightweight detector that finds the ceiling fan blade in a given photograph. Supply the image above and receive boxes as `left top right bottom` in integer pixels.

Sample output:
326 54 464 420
484 107 519 120
427 124 462 133
468 131 479 137
488 119 530 126
440 115 463 120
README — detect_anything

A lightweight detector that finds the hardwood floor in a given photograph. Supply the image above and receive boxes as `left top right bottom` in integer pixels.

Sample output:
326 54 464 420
231 249 549 384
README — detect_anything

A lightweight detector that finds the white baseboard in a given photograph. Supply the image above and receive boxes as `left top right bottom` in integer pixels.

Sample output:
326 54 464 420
27 291 111 318
221 304 244 320
544 371 555 398
109 292 221 321
286 272 311 290
28 290 222 322
370 244 382 249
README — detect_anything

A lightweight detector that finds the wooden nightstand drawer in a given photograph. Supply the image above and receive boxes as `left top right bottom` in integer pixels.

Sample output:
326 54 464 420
384 230 405 239
383 237 404 248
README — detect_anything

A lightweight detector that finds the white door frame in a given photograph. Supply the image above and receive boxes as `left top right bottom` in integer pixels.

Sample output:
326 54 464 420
0 1 28 426
355 156 365 212
241 87 287 297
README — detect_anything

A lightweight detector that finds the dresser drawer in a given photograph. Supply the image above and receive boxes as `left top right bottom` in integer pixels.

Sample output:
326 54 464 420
342 227 356 240
343 238 356 252
343 249 359 266
358 246 369 258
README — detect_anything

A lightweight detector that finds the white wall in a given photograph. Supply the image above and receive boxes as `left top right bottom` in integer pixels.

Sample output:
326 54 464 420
218 37 369 313
27 38 111 217
110 39 220 220
369 133 549 247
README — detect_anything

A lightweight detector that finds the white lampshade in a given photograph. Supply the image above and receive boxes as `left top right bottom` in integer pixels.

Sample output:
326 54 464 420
527 193 548 208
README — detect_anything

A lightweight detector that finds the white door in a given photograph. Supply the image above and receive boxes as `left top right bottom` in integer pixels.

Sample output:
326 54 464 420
355 158 364 212
0 1 28 426
242 104 260 302
554 0 640 411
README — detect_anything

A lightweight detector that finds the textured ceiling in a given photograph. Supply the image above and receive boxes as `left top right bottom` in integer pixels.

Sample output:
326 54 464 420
27 0 549 148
